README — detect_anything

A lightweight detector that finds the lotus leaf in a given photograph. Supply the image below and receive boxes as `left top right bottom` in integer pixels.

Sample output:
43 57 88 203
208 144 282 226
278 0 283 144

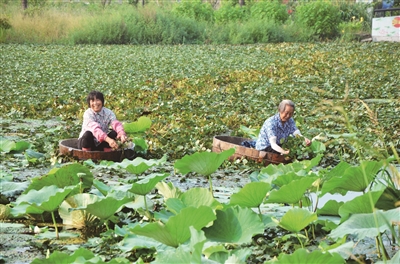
123 116 152 134
165 187 222 214
174 148 235 176
16 185 77 213
118 156 167 175
131 206 216 247
229 181 271 208
338 190 384 222
273 208 317 233
265 176 318 205
23 163 93 194
129 173 169 196
203 205 264 244
321 160 384 195
266 248 345 263
330 208 400 240
59 193 100 229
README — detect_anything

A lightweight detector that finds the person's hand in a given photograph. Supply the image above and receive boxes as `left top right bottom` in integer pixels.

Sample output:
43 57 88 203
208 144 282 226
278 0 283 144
304 137 311 146
119 134 128 143
105 137 118 149
282 149 290 155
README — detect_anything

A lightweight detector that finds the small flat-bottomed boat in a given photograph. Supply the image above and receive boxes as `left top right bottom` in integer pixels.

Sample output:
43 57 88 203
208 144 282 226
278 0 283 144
59 138 135 162
212 135 291 166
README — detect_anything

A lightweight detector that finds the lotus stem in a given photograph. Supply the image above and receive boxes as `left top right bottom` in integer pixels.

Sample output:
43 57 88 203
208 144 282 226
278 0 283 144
296 233 304 248
105 221 110 231
143 195 152 221
51 211 59 239
208 175 213 197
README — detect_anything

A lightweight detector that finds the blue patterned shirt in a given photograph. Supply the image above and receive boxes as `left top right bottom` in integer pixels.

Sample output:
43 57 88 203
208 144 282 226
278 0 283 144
255 113 298 151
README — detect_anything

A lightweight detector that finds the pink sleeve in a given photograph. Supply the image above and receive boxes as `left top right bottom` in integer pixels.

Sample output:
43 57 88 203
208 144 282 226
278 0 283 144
87 121 108 142
111 120 126 138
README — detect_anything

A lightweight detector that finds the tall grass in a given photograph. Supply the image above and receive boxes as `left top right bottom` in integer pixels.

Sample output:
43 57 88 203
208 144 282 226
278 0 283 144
0 1 374 44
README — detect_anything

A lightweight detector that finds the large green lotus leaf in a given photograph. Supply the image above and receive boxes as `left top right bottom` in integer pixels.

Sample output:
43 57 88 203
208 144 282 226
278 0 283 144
16 141 31 152
131 206 216 247
59 193 100 229
239 125 259 139
257 162 306 183
272 172 307 187
23 163 93 194
208 248 252 264
92 179 111 196
123 116 152 134
310 141 326 154
0 138 16 152
133 137 148 153
118 156 166 175
265 176 318 204
83 195 132 221
154 226 210 264
203 205 264 244
338 190 384 222
375 187 400 210
155 181 183 200
165 187 222 214
16 185 76 212
229 182 271 208
174 148 235 176
317 200 344 216
31 248 95 264
0 180 29 197
321 160 383 195
118 234 161 253
330 208 400 240
10 202 44 217
274 208 317 233
129 173 169 195
0 139 30 153
124 195 153 211
265 248 345 264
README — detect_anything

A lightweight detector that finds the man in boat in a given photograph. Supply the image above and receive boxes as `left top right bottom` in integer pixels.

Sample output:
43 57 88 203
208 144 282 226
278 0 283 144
255 99 310 155
78 90 128 152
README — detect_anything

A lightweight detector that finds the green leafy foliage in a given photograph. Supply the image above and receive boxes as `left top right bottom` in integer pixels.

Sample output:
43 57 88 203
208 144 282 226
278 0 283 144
131 206 216 247
295 1 341 39
0 138 31 153
250 0 289 23
203 205 264 244
171 0 215 23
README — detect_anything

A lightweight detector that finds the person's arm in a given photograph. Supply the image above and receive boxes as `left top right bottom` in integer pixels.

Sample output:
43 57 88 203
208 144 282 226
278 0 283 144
293 130 311 146
111 120 127 143
269 136 289 155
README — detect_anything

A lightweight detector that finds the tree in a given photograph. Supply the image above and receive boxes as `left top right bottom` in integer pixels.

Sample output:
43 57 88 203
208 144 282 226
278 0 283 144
22 0 28 10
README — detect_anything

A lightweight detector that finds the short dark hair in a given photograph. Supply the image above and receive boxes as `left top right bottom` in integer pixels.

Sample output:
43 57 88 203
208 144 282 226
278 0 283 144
86 91 104 108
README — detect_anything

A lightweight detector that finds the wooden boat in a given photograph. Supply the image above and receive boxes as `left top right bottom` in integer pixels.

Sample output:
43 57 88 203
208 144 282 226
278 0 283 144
59 138 135 162
212 135 291 166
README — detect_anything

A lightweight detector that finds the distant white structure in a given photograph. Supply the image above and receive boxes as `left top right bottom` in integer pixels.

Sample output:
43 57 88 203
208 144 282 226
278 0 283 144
372 16 400 42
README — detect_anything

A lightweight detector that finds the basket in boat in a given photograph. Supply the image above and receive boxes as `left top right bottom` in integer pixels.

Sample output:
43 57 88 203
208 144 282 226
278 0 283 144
59 138 135 162
212 135 291 165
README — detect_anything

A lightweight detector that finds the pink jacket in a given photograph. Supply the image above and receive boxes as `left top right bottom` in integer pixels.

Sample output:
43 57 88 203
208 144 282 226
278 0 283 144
79 107 126 145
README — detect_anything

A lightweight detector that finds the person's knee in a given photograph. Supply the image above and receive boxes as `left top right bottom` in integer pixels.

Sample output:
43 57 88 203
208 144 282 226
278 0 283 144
108 130 117 139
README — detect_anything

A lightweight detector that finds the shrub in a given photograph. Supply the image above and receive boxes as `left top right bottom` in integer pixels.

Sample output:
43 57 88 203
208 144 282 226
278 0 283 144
250 0 289 23
214 4 250 24
337 1 372 33
70 7 206 45
0 17 11 30
171 0 214 23
294 0 341 39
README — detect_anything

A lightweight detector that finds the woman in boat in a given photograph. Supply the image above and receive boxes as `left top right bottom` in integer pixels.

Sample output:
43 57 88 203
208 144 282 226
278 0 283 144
78 90 128 151
255 99 310 155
